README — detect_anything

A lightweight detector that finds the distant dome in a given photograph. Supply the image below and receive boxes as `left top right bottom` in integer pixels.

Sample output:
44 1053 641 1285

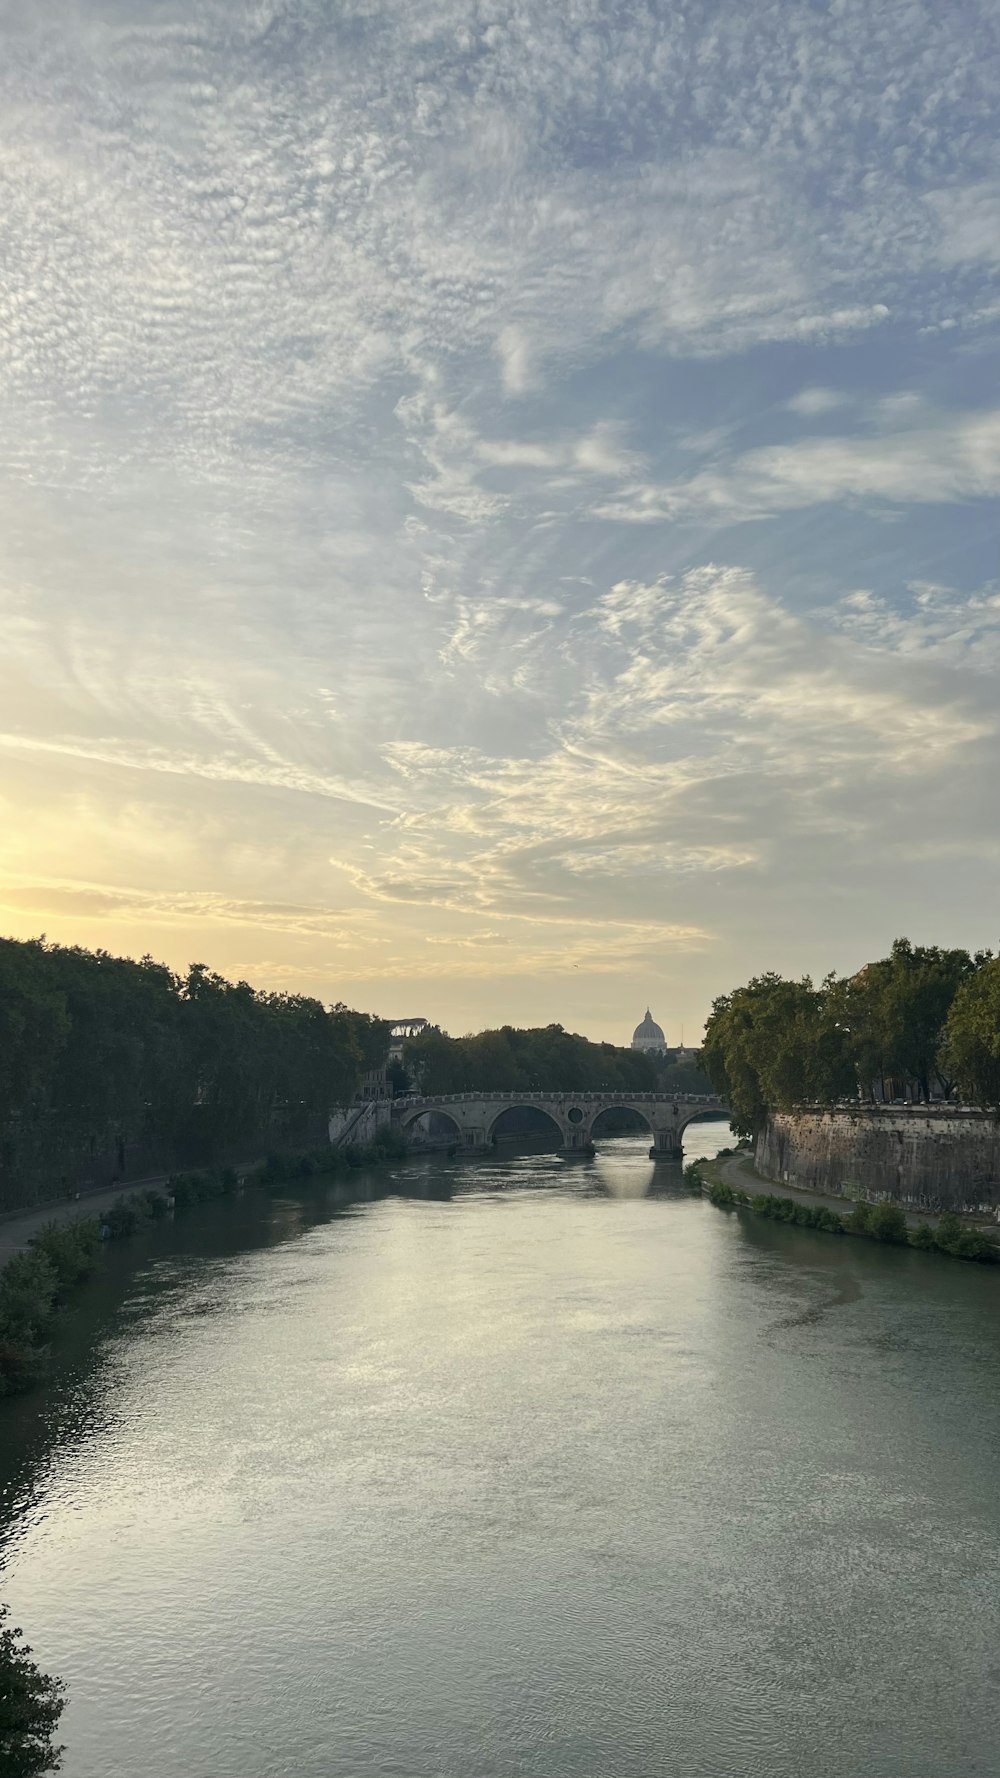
632 1008 666 1050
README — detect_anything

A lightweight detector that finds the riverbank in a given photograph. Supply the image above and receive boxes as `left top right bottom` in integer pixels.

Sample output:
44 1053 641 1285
694 1154 1000 1262
0 1131 410 1397
715 1151 999 1229
0 1164 265 1267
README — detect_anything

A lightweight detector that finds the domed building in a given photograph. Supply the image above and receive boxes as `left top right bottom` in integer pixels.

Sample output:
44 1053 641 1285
631 1009 667 1054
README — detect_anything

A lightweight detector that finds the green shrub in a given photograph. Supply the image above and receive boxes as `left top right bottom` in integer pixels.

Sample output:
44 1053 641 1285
167 1170 220 1206
867 1202 909 1245
167 1173 195 1207
371 1126 408 1159
29 1219 100 1288
102 1197 139 1239
0 1602 65 1773
934 1212 962 1255
955 1228 1000 1263
712 1173 997 1261
0 1250 58 1344
0 1336 47 1396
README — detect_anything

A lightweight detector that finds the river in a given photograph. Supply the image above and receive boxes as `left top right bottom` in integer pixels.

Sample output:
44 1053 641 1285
2 1123 1000 1778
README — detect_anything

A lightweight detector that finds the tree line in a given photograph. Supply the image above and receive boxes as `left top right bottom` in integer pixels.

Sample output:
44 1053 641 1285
400 1022 661 1096
700 937 1000 1136
0 936 388 1199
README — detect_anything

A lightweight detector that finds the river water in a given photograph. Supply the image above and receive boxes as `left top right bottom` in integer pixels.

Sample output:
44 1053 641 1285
2 1124 1000 1778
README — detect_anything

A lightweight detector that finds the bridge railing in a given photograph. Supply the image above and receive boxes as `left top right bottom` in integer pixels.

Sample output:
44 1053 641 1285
393 1091 727 1108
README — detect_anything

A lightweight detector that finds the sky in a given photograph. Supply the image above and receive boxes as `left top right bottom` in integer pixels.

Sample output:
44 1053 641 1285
1 0 999 1047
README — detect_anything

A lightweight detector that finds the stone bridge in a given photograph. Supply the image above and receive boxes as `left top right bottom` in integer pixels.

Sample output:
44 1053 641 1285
392 1091 731 1158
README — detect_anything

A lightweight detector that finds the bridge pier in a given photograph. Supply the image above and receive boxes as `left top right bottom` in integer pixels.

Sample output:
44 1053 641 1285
457 1127 488 1154
649 1129 684 1161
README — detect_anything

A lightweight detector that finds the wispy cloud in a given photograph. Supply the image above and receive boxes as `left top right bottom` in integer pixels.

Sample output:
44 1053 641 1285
595 406 1000 522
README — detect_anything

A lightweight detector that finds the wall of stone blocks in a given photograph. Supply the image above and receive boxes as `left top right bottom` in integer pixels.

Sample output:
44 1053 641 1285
756 1108 1000 1215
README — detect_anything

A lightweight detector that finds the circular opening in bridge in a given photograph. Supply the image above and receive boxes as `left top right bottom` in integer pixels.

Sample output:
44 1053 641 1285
567 1107 584 1124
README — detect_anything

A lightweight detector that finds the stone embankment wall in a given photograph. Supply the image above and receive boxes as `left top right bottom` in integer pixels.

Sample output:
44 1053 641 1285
328 1099 392 1148
0 1106 331 1217
756 1107 1000 1216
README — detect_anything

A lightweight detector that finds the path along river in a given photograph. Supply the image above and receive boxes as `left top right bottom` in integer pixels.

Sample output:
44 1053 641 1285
2 1125 1000 1778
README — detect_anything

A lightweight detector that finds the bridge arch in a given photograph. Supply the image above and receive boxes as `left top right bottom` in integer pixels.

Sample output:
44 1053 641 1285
487 1104 566 1146
401 1106 462 1142
676 1105 734 1142
588 1103 655 1139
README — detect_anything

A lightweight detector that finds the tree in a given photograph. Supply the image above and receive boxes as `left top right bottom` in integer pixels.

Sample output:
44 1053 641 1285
0 936 391 1204
0 940 69 1125
700 974 854 1137
941 958 1000 1107
403 1024 658 1097
0 1606 65 1776
834 940 985 1102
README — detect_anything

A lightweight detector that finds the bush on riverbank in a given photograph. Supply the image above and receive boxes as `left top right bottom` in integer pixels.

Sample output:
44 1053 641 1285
262 1125 409 1185
166 1166 239 1208
703 1168 999 1262
0 1604 65 1776
28 1217 100 1288
847 1200 909 1243
0 1217 103 1395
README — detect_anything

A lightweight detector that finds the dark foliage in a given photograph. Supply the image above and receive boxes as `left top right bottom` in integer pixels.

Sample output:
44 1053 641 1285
404 1023 659 1096
700 939 994 1131
0 937 389 1205
942 958 1000 1107
0 1605 64 1776
703 1171 997 1262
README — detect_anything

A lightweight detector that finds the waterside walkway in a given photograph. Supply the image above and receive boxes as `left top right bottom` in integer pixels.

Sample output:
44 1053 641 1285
713 1152 997 1230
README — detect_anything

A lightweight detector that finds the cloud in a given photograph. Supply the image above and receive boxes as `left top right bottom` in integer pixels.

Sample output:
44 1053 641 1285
595 405 1000 521
833 579 1000 672
495 326 535 396
927 182 1000 266
785 387 850 416
321 565 998 969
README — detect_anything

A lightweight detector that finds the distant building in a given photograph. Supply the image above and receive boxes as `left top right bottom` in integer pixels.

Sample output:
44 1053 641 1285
386 1017 429 1062
631 1009 668 1055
